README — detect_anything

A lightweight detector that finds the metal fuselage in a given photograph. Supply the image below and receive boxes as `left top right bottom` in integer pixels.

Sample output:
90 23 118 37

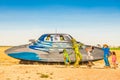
5 33 104 62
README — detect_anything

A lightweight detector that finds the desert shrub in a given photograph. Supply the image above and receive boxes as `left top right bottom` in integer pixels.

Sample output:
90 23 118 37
40 73 49 78
110 48 120 50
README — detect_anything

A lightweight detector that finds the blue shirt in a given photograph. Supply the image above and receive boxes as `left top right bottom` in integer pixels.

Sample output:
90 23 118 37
102 47 110 56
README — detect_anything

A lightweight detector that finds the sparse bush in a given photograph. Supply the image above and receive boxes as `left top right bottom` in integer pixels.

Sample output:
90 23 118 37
25 71 29 73
50 72 53 75
40 73 49 78
36 72 41 75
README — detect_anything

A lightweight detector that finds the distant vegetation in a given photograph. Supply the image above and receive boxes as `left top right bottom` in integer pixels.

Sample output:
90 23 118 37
110 47 120 50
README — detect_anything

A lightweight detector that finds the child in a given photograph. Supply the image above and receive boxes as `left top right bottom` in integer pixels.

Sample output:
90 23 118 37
63 49 71 66
86 46 94 68
111 51 117 69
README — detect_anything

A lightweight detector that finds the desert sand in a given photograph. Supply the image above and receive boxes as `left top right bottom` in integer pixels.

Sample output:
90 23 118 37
0 46 120 80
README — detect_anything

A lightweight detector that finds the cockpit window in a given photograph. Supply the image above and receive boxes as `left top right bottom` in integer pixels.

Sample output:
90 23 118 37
45 35 51 41
38 34 72 42
63 35 72 41
60 35 64 41
38 34 48 41
52 34 66 42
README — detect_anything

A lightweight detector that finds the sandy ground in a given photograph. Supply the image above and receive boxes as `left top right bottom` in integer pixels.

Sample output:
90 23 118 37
0 46 120 80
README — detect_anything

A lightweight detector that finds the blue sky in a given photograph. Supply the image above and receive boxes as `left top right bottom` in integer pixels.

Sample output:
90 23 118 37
0 0 120 46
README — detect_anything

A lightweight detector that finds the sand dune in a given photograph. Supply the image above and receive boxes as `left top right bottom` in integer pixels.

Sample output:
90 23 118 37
0 46 120 80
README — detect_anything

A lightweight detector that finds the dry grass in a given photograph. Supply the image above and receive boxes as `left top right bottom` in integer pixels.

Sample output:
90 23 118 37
0 46 120 80
0 46 19 65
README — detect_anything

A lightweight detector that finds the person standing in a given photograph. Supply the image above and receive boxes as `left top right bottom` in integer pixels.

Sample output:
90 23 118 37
102 44 110 68
71 39 82 68
111 51 117 69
